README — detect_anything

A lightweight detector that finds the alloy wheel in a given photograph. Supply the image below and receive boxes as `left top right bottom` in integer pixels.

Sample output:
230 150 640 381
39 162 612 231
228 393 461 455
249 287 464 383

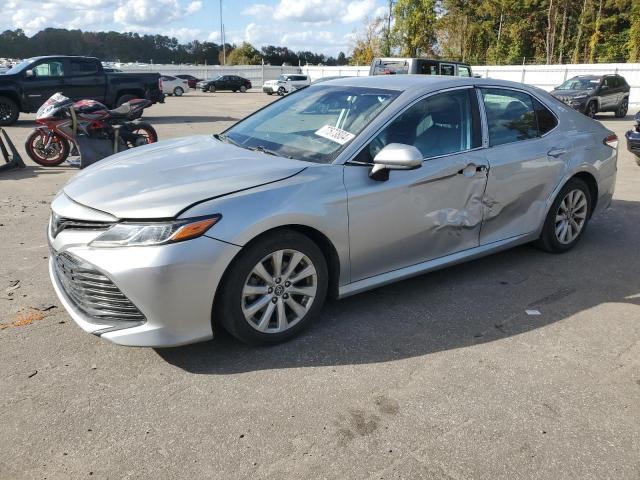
241 249 317 333
555 189 588 244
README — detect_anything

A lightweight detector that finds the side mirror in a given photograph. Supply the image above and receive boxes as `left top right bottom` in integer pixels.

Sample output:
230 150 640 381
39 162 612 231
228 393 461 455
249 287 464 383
369 143 422 181
25 69 34 78
600 84 608 91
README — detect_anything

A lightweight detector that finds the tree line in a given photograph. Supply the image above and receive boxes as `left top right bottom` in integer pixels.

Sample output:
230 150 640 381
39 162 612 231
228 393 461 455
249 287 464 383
351 0 640 65
0 28 350 66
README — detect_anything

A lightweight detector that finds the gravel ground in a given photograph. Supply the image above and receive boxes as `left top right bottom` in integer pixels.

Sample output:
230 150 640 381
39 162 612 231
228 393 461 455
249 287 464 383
0 91 639 480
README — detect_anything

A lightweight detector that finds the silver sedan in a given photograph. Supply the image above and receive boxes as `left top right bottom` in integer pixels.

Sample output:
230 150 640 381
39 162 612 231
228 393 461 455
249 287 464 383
48 76 618 347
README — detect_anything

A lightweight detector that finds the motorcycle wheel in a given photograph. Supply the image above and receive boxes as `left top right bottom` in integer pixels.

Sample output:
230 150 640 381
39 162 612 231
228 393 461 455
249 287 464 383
25 130 70 166
126 122 158 148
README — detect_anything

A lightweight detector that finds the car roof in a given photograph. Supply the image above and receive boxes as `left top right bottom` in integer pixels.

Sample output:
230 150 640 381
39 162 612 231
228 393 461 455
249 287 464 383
317 75 535 93
374 57 471 66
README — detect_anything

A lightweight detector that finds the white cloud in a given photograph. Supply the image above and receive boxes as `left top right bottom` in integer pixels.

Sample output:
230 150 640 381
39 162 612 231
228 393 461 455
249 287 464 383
242 4 271 16
343 0 377 23
186 1 202 15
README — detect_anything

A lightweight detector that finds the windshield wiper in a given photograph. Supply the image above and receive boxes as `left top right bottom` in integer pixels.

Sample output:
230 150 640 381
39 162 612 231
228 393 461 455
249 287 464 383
213 133 240 146
247 145 293 159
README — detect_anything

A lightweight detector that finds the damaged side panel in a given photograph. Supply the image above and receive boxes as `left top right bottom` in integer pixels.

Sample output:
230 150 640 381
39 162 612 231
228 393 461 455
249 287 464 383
480 135 568 245
344 150 489 283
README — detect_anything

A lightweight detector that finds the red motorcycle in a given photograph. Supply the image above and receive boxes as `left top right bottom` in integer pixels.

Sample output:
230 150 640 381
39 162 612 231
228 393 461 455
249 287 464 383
25 93 158 167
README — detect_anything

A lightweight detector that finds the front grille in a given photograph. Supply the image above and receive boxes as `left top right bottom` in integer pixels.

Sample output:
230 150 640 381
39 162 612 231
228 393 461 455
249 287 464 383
50 213 112 238
52 250 145 324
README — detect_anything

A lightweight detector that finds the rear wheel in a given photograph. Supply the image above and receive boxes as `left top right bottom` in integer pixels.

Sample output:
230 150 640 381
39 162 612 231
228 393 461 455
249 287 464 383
240 85 247 93
0 96 19 126
25 130 70 166
216 230 328 345
126 122 157 148
536 178 591 253
173 87 184 97
615 98 629 118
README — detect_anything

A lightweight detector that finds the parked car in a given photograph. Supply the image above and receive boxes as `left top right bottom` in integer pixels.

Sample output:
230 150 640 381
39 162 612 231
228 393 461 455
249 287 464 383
550 74 630 118
197 75 252 93
160 75 189 96
262 74 310 95
103 68 123 73
48 76 617 348
370 57 473 77
0 56 164 126
625 111 640 165
175 74 201 89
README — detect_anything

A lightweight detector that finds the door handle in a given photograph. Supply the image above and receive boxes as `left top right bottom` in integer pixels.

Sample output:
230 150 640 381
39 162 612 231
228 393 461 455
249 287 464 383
547 147 567 158
458 164 488 177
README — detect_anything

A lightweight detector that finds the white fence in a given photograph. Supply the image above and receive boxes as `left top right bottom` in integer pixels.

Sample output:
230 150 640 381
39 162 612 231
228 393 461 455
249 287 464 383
473 63 640 106
120 62 640 106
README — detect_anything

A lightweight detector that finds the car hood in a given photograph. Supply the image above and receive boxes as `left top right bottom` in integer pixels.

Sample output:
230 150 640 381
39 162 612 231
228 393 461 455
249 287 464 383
551 89 591 98
63 135 309 219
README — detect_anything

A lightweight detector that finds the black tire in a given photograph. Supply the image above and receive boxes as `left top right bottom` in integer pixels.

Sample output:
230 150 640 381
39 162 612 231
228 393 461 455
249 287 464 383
126 121 158 147
0 96 19 126
174 87 184 97
216 230 328 346
585 101 597 118
266 92 273 95
25 130 70 166
614 98 628 118
209 85 216 93
277 86 286 96
232 89 238 93
535 178 592 253
115 94 137 107
240 85 247 93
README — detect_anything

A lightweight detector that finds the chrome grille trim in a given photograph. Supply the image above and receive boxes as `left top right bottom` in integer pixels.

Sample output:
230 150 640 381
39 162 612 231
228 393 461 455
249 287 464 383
52 250 146 325
50 213 113 238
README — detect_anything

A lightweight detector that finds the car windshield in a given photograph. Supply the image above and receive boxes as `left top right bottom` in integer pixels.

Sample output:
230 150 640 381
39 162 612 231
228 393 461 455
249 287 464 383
557 78 600 90
223 85 400 164
5 59 35 75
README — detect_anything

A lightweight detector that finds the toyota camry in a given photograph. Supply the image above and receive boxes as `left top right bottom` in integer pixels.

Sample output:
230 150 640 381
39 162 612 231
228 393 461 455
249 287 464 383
48 76 618 347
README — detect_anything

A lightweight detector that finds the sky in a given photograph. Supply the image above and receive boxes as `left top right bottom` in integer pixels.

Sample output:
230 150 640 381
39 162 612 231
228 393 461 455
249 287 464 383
2 0 389 56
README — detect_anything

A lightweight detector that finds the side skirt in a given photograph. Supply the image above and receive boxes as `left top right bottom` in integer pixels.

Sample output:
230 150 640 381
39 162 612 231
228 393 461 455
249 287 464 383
337 233 537 299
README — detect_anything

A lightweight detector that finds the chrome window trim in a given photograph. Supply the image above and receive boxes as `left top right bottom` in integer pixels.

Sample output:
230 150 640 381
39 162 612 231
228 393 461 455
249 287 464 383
340 85 482 166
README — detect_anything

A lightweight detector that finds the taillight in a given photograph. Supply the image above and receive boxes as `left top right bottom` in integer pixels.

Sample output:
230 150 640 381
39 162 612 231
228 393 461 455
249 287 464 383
603 134 618 149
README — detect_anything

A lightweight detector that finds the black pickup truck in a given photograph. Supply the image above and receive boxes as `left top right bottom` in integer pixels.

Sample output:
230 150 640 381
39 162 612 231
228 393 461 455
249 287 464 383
0 56 164 125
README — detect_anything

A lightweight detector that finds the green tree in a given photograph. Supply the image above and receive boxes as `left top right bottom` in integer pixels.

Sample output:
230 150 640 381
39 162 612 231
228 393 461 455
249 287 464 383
226 42 261 65
629 0 640 61
393 0 437 57
349 16 384 65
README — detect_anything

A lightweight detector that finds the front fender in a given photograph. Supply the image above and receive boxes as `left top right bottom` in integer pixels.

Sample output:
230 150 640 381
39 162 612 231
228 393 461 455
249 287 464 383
179 165 351 285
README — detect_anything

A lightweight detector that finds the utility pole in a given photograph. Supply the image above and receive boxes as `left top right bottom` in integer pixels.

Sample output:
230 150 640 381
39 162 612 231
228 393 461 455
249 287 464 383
384 0 395 56
219 0 226 65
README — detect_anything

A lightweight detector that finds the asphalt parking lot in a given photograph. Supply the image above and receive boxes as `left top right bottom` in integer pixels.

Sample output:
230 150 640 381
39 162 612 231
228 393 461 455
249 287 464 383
1 91 639 480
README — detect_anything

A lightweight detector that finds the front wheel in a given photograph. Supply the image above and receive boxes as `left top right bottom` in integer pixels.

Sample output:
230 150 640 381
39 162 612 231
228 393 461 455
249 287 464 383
615 98 628 118
25 130 70 166
216 230 328 345
535 178 591 253
277 86 286 96
585 101 597 118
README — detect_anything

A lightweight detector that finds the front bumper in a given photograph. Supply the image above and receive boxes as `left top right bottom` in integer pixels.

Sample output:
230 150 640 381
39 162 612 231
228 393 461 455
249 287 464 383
553 95 588 112
49 235 241 347
625 128 640 162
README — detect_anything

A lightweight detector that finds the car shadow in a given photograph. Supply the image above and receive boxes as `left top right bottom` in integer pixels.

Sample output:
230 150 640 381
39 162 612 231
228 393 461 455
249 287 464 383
156 199 640 374
147 115 239 124
1 164 73 179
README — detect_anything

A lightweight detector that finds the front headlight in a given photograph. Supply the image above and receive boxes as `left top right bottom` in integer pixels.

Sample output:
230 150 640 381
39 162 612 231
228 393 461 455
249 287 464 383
89 215 221 248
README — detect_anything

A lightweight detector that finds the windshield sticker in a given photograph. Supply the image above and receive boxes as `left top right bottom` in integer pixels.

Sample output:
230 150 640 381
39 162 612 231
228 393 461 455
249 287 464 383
315 125 355 145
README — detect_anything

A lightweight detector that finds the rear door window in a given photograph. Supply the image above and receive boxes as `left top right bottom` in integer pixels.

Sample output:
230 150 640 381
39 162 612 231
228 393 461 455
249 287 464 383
71 60 98 76
481 88 537 146
533 98 558 135
458 66 471 77
440 64 455 76
372 60 409 75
